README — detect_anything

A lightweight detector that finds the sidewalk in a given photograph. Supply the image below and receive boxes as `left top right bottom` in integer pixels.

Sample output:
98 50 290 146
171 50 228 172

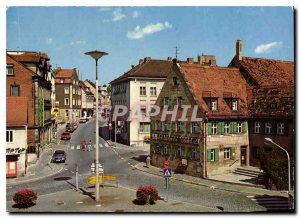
7 186 218 212
107 140 150 152
6 124 67 186
134 162 287 197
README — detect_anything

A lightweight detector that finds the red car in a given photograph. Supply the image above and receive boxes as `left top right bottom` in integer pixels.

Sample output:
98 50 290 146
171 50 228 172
61 132 71 140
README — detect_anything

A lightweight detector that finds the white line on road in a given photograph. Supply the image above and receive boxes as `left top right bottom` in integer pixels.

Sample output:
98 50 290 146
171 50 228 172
71 146 74 150
76 145 80 150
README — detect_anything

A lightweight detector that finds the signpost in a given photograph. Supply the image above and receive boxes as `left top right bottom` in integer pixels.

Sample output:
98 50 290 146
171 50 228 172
163 167 172 202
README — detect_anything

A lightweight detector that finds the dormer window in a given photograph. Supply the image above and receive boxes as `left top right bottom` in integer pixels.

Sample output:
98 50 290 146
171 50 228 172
232 99 238 111
211 99 218 111
6 65 14 75
177 96 184 107
270 103 277 109
173 77 180 86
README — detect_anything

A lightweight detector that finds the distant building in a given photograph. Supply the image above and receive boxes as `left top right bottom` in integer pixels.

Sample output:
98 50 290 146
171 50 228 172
54 68 81 123
150 58 249 177
228 40 294 166
79 80 95 118
6 51 52 177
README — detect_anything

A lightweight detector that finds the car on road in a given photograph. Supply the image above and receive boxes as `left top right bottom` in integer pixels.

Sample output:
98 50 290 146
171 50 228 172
61 132 71 140
79 117 87 123
51 150 67 163
66 125 75 133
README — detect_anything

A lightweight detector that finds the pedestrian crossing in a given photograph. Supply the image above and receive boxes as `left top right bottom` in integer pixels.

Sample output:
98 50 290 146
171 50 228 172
70 143 109 150
247 195 292 211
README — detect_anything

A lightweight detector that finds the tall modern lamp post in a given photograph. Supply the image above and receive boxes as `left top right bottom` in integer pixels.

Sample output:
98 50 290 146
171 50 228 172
85 50 108 202
264 137 292 208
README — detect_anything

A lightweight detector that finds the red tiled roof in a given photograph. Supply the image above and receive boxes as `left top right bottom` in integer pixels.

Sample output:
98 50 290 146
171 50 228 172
55 69 76 78
239 57 294 86
247 86 294 118
110 58 172 84
7 51 49 62
178 63 249 118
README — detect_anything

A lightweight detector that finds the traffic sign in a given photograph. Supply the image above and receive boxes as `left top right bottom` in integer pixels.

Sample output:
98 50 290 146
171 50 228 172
91 163 104 174
163 167 172 177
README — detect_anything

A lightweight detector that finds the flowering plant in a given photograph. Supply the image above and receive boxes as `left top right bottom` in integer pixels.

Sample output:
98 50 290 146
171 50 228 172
136 186 159 204
13 189 37 208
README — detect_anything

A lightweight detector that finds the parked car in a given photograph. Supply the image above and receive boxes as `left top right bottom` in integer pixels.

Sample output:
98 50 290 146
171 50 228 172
66 125 75 133
61 132 71 140
51 150 66 163
79 118 87 123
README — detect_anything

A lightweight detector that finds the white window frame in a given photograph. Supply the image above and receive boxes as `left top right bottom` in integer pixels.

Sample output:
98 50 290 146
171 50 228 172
73 99 75 105
265 123 272 134
176 146 182 157
192 148 197 160
210 149 215 161
164 97 169 106
139 122 150 133
224 148 231 160
140 86 146 96
232 99 238 111
254 122 261 133
237 122 243 133
64 87 69 94
6 130 13 143
192 122 199 133
224 122 230 134
73 89 75 94
150 87 157 96
177 122 183 132
11 85 19 96
211 123 218 134
64 98 69 105
60 79 64 83
211 99 218 111
277 123 284 135
6 65 14 75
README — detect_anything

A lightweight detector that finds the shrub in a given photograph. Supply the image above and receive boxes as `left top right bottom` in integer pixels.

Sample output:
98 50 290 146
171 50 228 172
136 186 159 204
13 189 37 208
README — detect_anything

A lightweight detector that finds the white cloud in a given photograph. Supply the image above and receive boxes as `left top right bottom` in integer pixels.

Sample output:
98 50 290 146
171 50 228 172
132 10 139 18
112 8 126 22
70 40 86 46
127 22 172 40
254 41 283 54
46 38 53 45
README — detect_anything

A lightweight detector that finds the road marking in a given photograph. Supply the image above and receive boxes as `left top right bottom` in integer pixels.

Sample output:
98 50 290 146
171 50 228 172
127 162 131 165
71 146 74 150
70 171 74 173
96 204 102 207
76 201 83 204
76 145 80 149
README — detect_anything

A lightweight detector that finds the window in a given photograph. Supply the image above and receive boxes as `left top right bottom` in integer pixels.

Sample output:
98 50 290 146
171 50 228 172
164 122 170 131
237 122 243 133
6 65 14 75
232 99 238 111
211 123 217 134
210 149 215 161
173 77 179 85
191 148 198 160
211 99 218 111
277 123 284 135
64 87 69 94
60 79 64 83
177 97 183 107
156 121 161 130
224 148 231 160
164 97 169 106
270 103 277 109
139 122 150 133
64 98 69 105
177 122 183 132
265 123 272 134
11 85 19 96
73 89 75 94
150 87 157 96
176 146 182 157
163 145 168 155
6 130 13 142
254 122 261 133
66 110 69 117
192 122 200 133
73 99 75 105
140 86 146 96
224 122 230 134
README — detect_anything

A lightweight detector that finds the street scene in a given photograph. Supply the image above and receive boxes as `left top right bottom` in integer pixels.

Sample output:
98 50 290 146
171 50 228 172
5 6 294 213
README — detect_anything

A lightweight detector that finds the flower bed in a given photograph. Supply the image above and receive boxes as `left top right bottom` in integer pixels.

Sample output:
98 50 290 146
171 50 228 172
13 189 37 208
136 186 159 205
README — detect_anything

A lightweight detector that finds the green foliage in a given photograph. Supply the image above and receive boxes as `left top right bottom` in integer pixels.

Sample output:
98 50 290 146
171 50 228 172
260 149 288 190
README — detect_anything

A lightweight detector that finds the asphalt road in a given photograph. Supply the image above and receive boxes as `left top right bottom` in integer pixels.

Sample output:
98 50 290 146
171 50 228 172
6 119 265 212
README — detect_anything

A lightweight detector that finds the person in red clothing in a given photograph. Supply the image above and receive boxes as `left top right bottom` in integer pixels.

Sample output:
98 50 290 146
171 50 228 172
163 158 169 169
81 139 87 151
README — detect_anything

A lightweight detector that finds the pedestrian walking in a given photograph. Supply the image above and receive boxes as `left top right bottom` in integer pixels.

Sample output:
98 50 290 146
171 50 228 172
146 155 151 168
81 139 87 151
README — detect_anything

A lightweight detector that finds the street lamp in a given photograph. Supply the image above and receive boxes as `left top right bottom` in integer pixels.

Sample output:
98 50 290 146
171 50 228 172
264 137 292 209
85 50 108 202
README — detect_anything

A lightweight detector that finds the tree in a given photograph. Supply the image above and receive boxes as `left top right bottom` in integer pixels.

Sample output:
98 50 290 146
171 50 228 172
107 84 111 94
260 148 288 190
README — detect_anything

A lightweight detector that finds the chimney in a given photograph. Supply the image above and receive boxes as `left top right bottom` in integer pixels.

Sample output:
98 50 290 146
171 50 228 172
187 57 194 64
167 57 172 61
131 65 134 69
144 57 151 63
236 39 242 61
139 59 143 64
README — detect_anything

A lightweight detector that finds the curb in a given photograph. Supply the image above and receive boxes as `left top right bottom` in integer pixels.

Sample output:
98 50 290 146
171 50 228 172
134 164 286 197
7 165 64 186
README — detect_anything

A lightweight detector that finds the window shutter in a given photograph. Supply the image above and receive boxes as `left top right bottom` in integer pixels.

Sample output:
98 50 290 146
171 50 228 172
207 122 212 135
150 120 154 130
232 122 237 134
242 122 248 133
231 147 236 160
207 149 211 161
218 122 224 135
215 149 219 161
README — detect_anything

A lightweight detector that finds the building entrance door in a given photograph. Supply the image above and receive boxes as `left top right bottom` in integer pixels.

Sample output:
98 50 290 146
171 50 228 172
240 146 247 166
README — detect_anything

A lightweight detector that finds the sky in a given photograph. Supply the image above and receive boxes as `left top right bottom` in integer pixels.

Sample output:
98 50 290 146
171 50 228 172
6 6 294 85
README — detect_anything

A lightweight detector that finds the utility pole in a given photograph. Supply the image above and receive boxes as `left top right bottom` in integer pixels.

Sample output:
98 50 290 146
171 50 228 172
175 46 180 59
